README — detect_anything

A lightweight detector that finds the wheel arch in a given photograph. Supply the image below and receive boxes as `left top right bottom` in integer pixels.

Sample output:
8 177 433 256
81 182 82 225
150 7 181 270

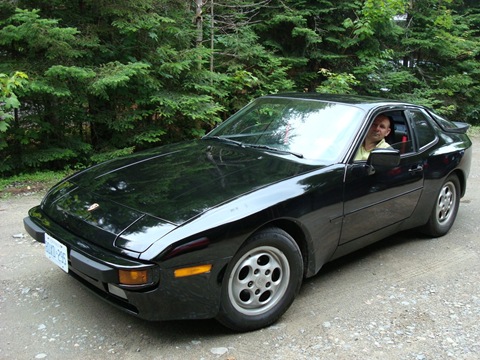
266 219 310 276
253 219 313 278
452 169 467 198
216 218 314 288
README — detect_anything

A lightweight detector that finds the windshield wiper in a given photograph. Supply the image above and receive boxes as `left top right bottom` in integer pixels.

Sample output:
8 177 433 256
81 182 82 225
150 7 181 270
202 135 244 147
203 136 303 158
245 144 304 159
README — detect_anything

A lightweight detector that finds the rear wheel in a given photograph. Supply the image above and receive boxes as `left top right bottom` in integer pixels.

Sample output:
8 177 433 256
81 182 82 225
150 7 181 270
423 174 460 237
216 227 303 332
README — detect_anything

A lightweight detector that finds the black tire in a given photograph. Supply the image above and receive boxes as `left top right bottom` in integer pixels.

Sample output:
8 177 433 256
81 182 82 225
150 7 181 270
216 227 303 332
423 174 460 237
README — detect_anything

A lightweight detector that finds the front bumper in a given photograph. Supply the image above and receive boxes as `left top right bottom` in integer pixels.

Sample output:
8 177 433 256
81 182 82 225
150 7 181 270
24 206 227 321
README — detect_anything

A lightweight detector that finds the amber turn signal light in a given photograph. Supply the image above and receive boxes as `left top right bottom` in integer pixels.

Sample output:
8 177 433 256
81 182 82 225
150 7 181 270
118 269 149 285
174 264 212 278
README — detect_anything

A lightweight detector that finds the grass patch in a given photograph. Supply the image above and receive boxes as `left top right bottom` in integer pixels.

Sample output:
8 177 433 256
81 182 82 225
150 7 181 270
0 171 70 198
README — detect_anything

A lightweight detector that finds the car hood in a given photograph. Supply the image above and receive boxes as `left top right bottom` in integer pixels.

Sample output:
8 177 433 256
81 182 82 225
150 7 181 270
41 140 316 253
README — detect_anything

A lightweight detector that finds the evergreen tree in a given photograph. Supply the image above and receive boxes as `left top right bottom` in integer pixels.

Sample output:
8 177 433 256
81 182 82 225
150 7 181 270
0 0 479 176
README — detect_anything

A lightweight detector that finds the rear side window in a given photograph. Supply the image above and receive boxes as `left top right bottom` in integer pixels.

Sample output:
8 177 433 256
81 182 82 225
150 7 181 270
410 110 437 149
429 111 460 131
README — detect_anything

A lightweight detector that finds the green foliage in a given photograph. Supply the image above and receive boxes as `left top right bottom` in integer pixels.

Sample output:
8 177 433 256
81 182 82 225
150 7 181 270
316 69 359 94
0 0 480 176
150 92 224 140
90 146 136 164
89 61 151 100
0 71 28 133
0 9 84 61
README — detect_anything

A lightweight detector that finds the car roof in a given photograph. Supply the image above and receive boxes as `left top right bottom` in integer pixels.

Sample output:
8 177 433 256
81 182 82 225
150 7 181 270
265 93 408 111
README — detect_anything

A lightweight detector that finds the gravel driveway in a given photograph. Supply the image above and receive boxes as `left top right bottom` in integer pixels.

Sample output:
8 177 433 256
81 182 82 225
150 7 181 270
1 137 479 360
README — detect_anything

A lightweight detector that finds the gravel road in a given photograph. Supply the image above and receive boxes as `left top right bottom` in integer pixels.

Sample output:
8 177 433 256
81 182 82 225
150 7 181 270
1 138 479 360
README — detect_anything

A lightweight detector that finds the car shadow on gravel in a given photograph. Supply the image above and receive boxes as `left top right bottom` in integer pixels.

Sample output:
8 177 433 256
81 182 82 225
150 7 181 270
310 229 430 279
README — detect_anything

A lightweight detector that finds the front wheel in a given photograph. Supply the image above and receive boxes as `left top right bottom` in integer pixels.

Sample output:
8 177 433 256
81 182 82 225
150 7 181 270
216 227 303 332
422 174 460 237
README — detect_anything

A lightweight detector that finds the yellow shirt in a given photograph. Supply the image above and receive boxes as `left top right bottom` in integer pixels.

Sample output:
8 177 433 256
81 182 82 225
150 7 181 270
354 139 390 161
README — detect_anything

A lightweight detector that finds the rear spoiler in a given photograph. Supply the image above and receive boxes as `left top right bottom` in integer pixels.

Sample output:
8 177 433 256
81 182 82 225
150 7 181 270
449 122 470 134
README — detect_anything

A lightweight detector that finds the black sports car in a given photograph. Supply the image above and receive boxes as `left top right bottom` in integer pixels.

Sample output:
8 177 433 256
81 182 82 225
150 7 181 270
24 93 472 331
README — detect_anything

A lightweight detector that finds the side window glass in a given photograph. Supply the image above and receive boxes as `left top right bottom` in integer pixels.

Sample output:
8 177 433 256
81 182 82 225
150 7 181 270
410 110 437 148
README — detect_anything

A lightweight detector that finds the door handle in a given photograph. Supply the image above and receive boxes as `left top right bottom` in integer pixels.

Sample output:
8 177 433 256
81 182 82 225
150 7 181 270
409 164 423 173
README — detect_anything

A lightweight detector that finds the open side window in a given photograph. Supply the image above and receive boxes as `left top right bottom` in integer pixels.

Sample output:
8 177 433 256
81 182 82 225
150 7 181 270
383 110 414 155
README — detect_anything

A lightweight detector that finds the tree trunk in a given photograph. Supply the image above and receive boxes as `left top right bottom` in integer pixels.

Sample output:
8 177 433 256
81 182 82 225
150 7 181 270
210 0 214 72
195 0 203 47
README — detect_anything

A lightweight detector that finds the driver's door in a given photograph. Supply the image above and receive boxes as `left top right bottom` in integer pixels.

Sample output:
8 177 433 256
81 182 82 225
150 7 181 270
340 109 424 245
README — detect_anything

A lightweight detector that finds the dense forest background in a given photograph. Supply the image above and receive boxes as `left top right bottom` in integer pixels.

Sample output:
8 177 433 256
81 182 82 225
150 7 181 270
1 0 479 176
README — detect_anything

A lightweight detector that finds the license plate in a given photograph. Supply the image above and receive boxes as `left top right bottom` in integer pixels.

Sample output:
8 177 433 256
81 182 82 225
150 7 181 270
45 233 69 273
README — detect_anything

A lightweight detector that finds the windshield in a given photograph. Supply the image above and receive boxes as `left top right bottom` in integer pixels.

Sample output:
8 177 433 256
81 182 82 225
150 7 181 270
206 97 365 162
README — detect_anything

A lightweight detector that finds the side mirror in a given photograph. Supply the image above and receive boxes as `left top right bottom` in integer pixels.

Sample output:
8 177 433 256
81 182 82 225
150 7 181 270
366 149 400 175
